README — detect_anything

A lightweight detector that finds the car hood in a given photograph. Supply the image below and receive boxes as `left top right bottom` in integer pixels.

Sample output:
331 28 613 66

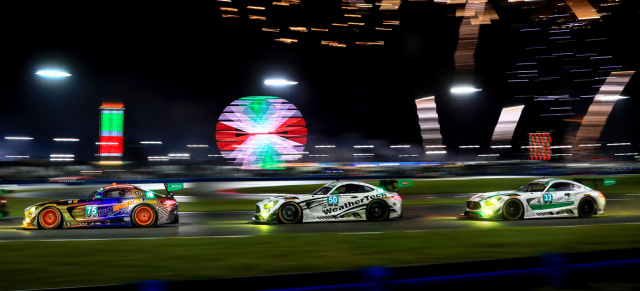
469 190 521 201
33 199 80 207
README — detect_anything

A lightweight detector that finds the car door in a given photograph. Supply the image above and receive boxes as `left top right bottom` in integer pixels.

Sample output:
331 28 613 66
532 182 576 211
74 189 123 224
326 184 368 218
547 182 580 206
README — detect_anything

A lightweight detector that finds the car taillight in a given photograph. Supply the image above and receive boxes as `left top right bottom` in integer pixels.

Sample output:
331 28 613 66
391 195 402 201
597 192 605 198
163 200 176 206
0 199 6 204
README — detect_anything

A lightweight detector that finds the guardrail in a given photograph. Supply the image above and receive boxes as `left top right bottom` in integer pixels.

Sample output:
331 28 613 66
33 248 640 291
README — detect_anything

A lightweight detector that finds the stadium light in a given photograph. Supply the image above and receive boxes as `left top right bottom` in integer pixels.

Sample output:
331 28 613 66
35 70 71 78
450 86 482 94
264 79 298 86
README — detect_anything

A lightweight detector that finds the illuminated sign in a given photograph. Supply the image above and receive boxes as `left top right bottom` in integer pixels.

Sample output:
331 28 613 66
528 133 551 160
216 96 307 169
99 102 125 159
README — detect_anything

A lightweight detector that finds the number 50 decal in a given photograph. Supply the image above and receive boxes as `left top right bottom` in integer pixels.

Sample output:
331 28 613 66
327 196 339 206
86 205 98 218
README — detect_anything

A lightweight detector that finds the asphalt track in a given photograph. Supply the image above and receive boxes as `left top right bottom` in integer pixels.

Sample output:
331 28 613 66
2 203 640 242
1 181 640 242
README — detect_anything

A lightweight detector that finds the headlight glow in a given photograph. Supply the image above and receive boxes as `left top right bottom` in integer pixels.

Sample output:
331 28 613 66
483 208 493 215
261 211 270 219
264 201 278 209
484 197 501 206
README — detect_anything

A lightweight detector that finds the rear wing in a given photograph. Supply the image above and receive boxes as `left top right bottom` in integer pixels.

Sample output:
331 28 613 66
378 180 412 193
573 178 616 190
164 183 184 198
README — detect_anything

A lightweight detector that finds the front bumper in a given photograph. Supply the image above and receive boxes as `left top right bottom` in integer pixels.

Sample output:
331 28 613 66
20 215 39 229
252 211 277 223
463 210 494 219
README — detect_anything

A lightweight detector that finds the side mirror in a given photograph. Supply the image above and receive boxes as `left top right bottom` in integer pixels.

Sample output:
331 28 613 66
518 186 524 191
548 188 555 192
331 191 339 195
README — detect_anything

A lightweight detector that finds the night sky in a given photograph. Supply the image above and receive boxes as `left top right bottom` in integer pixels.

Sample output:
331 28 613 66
1 1 638 162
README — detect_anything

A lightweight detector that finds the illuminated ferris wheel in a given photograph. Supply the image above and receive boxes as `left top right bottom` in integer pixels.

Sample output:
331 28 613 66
216 96 307 169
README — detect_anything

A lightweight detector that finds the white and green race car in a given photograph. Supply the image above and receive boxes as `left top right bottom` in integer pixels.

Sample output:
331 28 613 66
463 178 606 220
253 181 403 223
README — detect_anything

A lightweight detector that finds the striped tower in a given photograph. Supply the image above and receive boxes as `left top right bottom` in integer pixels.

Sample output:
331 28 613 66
99 102 125 164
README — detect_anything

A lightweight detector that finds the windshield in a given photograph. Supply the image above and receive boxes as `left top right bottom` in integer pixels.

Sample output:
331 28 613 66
82 188 103 200
312 186 334 195
520 182 547 192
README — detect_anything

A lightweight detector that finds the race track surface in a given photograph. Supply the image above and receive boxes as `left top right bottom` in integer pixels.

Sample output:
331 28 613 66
2 204 640 242
2 181 639 242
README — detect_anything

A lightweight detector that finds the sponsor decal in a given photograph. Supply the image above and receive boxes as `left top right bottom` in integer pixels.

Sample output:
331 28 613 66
133 190 144 197
73 200 78 203
86 205 99 218
113 199 143 211
322 194 383 215
327 196 339 206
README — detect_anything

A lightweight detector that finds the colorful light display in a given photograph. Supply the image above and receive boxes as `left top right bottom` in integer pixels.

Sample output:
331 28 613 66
99 102 125 161
216 96 307 169
528 133 551 160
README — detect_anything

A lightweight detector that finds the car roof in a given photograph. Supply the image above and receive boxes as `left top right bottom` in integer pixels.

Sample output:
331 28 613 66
325 181 372 187
530 178 580 185
102 184 136 190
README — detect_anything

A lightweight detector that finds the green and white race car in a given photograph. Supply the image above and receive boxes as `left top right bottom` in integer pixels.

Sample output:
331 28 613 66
463 178 606 220
253 181 403 223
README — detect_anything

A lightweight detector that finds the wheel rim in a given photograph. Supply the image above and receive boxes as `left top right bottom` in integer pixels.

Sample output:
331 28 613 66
581 199 594 214
40 209 59 228
282 205 298 221
135 207 154 225
504 200 522 219
369 201 386 219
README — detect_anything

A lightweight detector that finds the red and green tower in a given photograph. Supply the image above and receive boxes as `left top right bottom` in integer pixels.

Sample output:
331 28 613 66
99 102 125 164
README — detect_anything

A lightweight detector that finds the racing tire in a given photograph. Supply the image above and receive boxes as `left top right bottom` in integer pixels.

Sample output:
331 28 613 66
366 200 389 222
131 204 157 227
578 197 597 218
39 207 62 230
278 202 302 224
502 199 524 221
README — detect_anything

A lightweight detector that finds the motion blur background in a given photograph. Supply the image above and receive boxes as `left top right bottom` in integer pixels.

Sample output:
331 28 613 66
1 0 639 180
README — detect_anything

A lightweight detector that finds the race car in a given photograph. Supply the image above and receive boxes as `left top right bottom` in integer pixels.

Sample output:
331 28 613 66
463 178 606 220
21 183 180 229
253 181 402 223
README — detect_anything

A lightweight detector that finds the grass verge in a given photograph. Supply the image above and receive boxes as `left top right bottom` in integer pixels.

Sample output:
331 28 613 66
1 224 640 291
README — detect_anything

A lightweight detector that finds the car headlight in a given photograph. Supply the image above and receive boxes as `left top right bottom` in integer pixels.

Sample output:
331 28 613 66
26 206 38 218
264 200 278 209
484 197 501 206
